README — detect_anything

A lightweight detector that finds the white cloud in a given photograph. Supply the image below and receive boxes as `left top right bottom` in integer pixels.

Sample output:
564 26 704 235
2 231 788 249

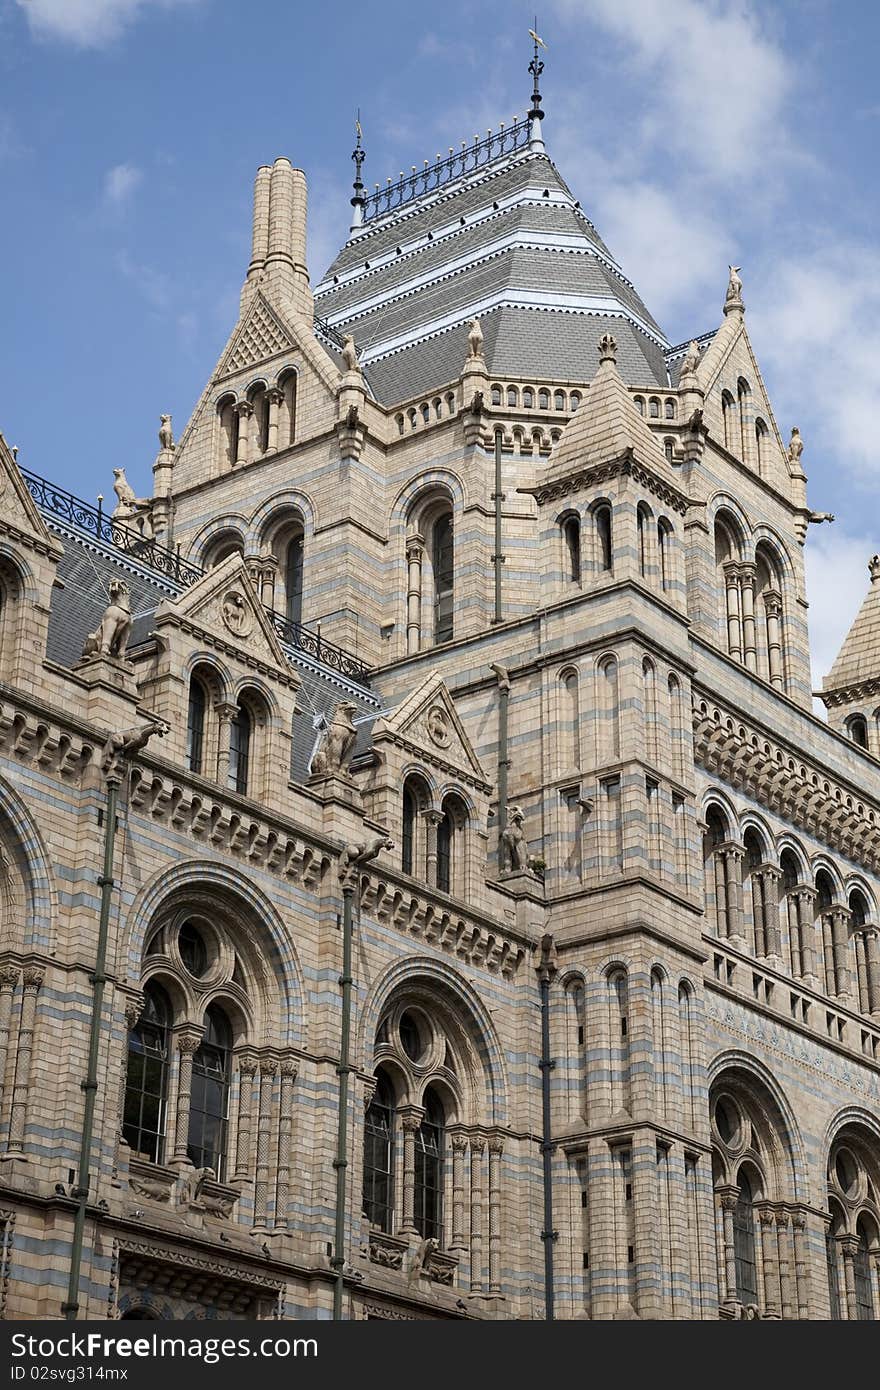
15 0 198 48
104 162 142 206
115 248 172 310
805 526 874 695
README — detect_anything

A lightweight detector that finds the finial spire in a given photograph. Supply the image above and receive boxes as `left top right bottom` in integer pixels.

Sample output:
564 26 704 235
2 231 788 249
527 22 546 151
350 110 366 235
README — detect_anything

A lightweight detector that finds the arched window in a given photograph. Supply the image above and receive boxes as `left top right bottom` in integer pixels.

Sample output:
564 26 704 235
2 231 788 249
436 793 467 895
755 542 785 690
560 668 580 771
755 418 769 477
826 1132 880 1319
634 396 645 416
523 388 534 409
658 517 673 591
721 391 735 453
597 654 620 764
554 390 566 412
702 807 731 937
204 531 245 570
648 397 660 419
562 513 581 583
538 388 550 410
737 378 751 463
847 714 869 749
228 703 252 795
186 678 207 776
217 394 239 471
279 371 297 449
285 532 304 626
432 512 454 645
664 438 674 464
396 413 405 436
593 503 613 573
437 805 452 894
123 983 171 1164
249 384 270 456
414 1087 445 1240
491 385 502 407
507 386 518 407
570 391 581 410
732 1169 758 1304
855 1217 876 1319
422 403 430 425
362 1070 395 1232
402 782 418 876
664 398 676 420
187 1005 232 1179
637 504 652 578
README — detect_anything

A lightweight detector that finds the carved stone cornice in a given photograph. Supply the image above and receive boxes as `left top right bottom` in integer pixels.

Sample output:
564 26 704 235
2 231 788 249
521 448 690 516
693 692 880 873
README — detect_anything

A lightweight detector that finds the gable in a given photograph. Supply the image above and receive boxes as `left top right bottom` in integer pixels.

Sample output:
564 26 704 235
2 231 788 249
154 555 295 676
373 673 490 791
0 433 64 558
221 295 296 376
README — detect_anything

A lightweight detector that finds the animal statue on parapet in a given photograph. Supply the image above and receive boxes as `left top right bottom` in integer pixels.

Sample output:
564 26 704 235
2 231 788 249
311 701 358 777
467 317 484 359
500 804 530 872
81 579 133 660
100 717 168 780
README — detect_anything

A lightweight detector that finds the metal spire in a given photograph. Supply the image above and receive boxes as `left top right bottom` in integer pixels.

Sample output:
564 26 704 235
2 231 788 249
527 22 546 150
350 110 366 234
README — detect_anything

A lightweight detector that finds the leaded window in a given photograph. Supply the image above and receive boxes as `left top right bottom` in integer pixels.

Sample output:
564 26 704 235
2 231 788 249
186 679 206 775
362 1072 395 1231
733 1171 758 1304
187 1006 231 1178
414 1088 444 1240
433 514 454 645
228 705 252 795
123 984 170 1164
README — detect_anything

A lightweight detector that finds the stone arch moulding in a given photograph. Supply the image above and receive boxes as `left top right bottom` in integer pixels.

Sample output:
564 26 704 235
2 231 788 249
120 859 306 1050
357 955 509 1127
0 770 56 954
706 1049 808 1201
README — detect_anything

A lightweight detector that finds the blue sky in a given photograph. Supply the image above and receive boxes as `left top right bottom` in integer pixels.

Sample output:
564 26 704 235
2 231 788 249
1 0 879 688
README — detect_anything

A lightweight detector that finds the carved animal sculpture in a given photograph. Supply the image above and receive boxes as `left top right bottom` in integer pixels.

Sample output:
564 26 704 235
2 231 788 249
500 805 529 872
82 579 133 661
311 701 358 777
112 468 137 510
467 317 483 359
680 340 700 378
341 335 360 372
726 264 743 303
158 415 174 451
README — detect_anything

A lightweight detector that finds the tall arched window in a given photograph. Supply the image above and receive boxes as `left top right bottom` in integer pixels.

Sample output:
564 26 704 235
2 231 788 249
637 504 650 578
737 378 751 463
187 1005 232 1179
432 513 454 644
562 513 581 583
249 384 270 456
826 1132 880 1319
217 394 239 471
437 805 452 894
847 714 869 749
228 704 252 795
732 1169 758 1304
593 503 613 573
854 1217 876 1319
414 1086 445 1240
721 390 735 453
560 668 580 770
279 371 297 449
186 678 207 776
597 654 620 764
123 983 171 1164
435 793 467 895
402 782 418 876
658 518 673 592
755 418 769 477
362 1070 395 1232
285 533 304 626
755 542 785 689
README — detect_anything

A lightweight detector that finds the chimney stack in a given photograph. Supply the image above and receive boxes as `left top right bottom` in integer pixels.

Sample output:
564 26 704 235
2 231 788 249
241 157 313 322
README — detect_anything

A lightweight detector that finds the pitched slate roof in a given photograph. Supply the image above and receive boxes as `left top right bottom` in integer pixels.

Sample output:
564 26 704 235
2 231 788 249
315 146 671 403
823 561 880 693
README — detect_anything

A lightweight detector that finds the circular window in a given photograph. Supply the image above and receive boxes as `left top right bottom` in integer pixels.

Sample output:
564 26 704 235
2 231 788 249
834 1148 859 1198
399 1010 424 1063
178 921 208 978
714 1095 740 1147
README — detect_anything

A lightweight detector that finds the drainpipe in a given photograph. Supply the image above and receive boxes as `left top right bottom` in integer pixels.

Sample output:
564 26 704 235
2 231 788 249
332 833 393 1321
491 430 505 625
63 719 166 1320
489 663 511 845
537 932 557 1321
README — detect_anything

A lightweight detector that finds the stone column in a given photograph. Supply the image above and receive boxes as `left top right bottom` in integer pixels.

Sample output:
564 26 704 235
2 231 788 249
758 1205 780 1317
449 1128 468 1252
723 563 743 662
214 702 237 787
171 1029 202 1163
740 564 757 672
274 1059 297 1230
776 1210 794 1320
764 591 784 690
864 929 880 1015
234 401 253 467
488 1134 503 1295
6 968 43 1155
233 1051 258 1182
713 852 728 938
718 1187 739 1308
423 809 443 889
794 887 817 982
760 866 782 959
469 1134 486 1293
0 967 19 1127
829 907 853 1001
253 1058 278 1229
751 867 766 956
791 1209 811 1320
398 1106 423 1236
259 556 278 612
406 534 425 655
265 386 284 455
841 1236 858 1320
721 844 745 944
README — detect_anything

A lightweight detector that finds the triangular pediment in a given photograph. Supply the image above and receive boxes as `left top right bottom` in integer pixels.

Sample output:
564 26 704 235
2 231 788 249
698 311 786 457
220 294 296 376
154 555 293 673
824 566 880 694
0 432 64 558
374 674 490 790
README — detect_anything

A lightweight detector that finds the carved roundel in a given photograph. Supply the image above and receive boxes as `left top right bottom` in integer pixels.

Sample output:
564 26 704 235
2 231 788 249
221 589 253 637
426 705 451 748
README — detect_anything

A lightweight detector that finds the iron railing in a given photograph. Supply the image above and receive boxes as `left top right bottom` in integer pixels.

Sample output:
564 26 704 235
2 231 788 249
363 117 531 223
23 466 372 685
21 468 204 588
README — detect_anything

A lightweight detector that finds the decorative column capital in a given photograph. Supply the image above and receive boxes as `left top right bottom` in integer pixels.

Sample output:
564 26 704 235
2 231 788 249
214 700 239 722
719 841 744 863
790 1208 808 1232
259 1056 279 1079
21 967 44 992
266 385 284 405
422 808 444 827
794 884 816 905
0 966 19 990
738 561 757 584
469 1132 486 1156
362 1075 378 1111
234 400 254 420
175 1028 203 1056
236 1049 259 1077
406 533 425 562
398 1104 425 1133
774 1208 790 1229
449 1127 469 1154
487 1133 505 1156
722 561 741 586
717 1185 740 1213
124 994 145 1029
763 589 783 618
757 1203 776 1227
759 863 782 884
279 1056 298 1080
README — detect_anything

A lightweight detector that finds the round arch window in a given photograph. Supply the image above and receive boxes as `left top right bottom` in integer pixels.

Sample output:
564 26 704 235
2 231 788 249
179 921 208 978
713 1094 741 1147
399 1010 425 1063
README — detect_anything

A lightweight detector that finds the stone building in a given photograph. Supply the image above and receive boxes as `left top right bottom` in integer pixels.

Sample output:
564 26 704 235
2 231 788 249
0 56 878 1321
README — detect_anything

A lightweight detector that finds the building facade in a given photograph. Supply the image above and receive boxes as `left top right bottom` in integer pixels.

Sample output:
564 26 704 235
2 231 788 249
0 68 879 1321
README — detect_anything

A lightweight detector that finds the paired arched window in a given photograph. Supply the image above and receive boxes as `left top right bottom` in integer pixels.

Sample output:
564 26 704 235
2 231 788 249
217 394 239 471
826 1132 880 1319
406 496 455 652
362 1070 396 1232
414 1086 445 1240
432 513 454 644
561 513 581 583
187 679 207 776
847 714 869 749
228 703 252 795
123 983 171 1164
732 1169 759 1304
592 503 613 573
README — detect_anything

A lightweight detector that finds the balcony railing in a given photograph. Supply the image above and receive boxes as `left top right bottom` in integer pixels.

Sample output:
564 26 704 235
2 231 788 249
22 466 372 685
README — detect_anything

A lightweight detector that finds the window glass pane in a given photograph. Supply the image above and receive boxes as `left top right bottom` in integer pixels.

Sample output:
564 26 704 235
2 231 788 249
187 1007 230 1177
122 984 170 1165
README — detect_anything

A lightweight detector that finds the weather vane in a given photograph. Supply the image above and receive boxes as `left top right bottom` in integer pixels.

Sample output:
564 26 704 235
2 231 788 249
528 21 546 122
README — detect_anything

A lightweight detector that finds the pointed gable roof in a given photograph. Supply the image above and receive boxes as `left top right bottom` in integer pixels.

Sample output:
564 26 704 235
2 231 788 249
542 335 673 483
372 672 491 791
823 558 880 694
0 433 64 558
154 554 295 676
